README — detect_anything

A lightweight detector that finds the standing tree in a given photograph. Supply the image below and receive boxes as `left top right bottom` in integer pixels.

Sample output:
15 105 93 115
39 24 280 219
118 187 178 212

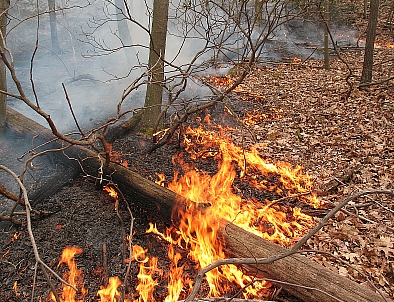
139 0 169 133
48 0 61 54
0 0 8 133
323 0 330 70
360 0 379 84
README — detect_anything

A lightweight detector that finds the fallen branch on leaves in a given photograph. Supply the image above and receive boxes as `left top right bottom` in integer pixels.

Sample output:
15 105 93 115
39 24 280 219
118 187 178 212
185 189 393 302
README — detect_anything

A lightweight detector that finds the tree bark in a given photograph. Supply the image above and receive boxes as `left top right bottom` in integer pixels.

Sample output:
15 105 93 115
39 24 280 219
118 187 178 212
360 0 380 84
0 0 8 133
5 106 388 302
140 0 169 133
323 0 330 70
255 0 263 26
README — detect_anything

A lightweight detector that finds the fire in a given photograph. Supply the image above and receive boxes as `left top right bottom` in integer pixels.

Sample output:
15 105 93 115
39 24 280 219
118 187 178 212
13 281 20 297
147 121 320 298
47 118 321 300
7 231 21 244
48 246 87 302
104 185 118 199
293 56 302 64
97 276 122 302
132 245 162 302
359 38 394 49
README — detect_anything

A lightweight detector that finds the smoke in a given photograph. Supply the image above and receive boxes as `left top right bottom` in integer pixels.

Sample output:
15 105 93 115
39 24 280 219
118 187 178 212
5 0 360 133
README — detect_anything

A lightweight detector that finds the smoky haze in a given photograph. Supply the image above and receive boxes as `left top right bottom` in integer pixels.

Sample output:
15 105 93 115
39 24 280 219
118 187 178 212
5 0 359 133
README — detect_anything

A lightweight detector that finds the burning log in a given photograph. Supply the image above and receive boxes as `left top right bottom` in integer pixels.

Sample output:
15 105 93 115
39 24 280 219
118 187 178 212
5 106 387 302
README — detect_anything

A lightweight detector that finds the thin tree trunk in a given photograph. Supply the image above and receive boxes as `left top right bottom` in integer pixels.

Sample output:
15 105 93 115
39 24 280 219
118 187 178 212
140 0 169 133
255 0 263 26
48 0 61 54
114 0 136 64
323 0 330 70
0 0 8 133
360 0 380 84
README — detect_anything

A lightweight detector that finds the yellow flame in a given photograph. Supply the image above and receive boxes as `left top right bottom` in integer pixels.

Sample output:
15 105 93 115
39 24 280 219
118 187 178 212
97 276 122 302
48 246 87 302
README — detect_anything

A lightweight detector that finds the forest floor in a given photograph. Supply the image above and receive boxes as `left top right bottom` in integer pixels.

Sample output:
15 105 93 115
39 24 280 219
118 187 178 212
1 1 394 302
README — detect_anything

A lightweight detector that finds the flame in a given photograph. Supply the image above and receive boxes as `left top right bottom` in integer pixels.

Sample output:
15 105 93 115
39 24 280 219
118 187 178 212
97 276 122 302
104 185 118 199
8 231 21 244
165 245 188 302
156 173 166 187
359 38 394 49
132 245 162 302
293 57 302 64
48 246 87 302
147 122 320 298
46 121 321 300
13 281 20 297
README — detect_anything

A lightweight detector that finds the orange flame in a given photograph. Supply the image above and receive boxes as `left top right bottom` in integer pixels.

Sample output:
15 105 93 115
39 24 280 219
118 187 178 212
147 123 320 298
104 185 118 199
13 281 20 297
97 276 122 302
48 246 87 302
132 245 162 302
8 231 21 244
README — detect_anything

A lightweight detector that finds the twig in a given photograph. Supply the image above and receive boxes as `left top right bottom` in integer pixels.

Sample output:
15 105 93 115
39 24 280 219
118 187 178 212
254 277 345 302
102 243 108 287
30 261 38 302
62 83 85 137
0 165 77 296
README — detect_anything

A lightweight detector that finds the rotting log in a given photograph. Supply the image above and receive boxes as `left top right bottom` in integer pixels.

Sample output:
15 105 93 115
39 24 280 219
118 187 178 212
5 106 388 302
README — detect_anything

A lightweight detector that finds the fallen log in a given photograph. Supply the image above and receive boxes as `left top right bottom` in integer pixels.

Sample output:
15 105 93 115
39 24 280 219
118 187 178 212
5 106 388 302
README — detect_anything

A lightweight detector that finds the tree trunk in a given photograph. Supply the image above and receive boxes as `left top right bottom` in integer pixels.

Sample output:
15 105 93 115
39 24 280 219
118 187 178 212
140 0 169 133
0 0 8 134
5 106 387 302
323 0 330 70
48 0 61 54
255 0 263 26
114 0 136 64
360 0 380 84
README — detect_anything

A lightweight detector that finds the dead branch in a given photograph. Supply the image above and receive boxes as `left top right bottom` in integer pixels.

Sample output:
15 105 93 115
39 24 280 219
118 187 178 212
0 165 78 296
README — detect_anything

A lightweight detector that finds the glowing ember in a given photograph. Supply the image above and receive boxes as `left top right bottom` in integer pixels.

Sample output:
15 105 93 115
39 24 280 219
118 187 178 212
13 281 20 297
97 276 121 302
293 57 302 64
48 246 87 302
8 231 21 244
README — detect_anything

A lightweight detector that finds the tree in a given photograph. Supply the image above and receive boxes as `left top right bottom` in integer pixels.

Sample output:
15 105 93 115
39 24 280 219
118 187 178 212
255 0 263 26
139 0 169 133
360 0 379 84
0 0 8 133
323 0 330 70
48 0 61 54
